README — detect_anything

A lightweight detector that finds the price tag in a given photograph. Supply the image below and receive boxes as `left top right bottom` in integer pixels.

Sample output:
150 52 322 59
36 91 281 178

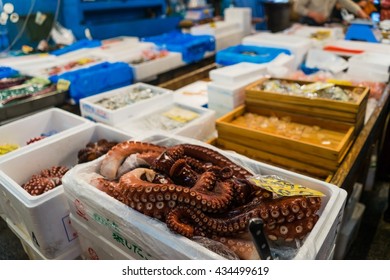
57 79 71 92
162 107 199 123
248 176 325 197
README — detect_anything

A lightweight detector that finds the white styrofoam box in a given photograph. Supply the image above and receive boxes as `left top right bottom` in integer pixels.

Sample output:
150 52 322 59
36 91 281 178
114 102 216 141
5 217 80 260
208 102 235 119
208 81 249 110
224 7 252 36
70 214 137 260
284 24 344 47
130 52 184 82
347 52 390 82
342 183 363 225
97 42 157 61
62 132 347 260
173 80 209 108
324 40 390 56
242 33 312 70
307 185 346 260
79 83 174 125
346 67 389 83
209 62 268 85
190 21 241 36
0 123 134 259
19 49 107 78
334 202 365 260
0 108 92 163
0 53 57 69
98 42 185 81
214 29 245 51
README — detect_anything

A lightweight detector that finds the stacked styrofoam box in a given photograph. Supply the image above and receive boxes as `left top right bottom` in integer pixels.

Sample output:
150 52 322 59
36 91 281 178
0 108 92 163
97 42 185 81
190 21 244 51
79 83 174 125
347 52 390 82
334 203 365 259
62 133 347 260
69 214 137 260
207 62 267 118
114 102 216 142
5 217 80 260
224 7 252 36
0 123 133 259
173 80 209 108
242 33 312 70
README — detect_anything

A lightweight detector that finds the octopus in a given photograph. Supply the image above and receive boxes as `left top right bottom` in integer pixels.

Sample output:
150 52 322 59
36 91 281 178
26 136 46 145
22 166 69 196
77 139 118 163
91 141 322 260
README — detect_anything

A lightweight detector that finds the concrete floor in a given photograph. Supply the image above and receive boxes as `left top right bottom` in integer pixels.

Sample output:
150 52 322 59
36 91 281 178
0 181 389 260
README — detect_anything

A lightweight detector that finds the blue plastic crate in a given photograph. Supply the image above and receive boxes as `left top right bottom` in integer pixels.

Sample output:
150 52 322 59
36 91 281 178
0 66 19 79
50 62 133 104
216 44 291 66
51 39 102 56
142 31 215 63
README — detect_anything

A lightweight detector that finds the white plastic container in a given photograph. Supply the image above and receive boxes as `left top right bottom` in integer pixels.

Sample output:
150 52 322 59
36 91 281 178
5 217 80 260
114 102 216 141
242 33 312 70
324 40 390 56
173 80 209 108
79 83 174 125
334 202 365 260
62 133 347 260
0 123 133 259
190 21 244 51
347 52 390 82
19 51 106 78
0 108 92 163
129 52 184 82
209 62 267 86
97 42 185 81
224 7 252 36
70 214 137 260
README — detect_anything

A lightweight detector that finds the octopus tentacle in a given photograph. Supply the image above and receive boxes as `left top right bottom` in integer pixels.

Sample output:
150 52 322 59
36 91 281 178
100 141 165 180
181 144 252 179
119 168 234 214
165 196 320 238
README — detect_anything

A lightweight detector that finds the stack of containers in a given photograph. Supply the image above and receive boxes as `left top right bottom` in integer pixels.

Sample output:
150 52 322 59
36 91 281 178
62 133 347 260
242 33 312 70
207 62 267 118
0 113 134 259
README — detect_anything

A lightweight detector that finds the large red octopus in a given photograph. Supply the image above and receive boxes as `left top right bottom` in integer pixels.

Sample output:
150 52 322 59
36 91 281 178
92 141 322 260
